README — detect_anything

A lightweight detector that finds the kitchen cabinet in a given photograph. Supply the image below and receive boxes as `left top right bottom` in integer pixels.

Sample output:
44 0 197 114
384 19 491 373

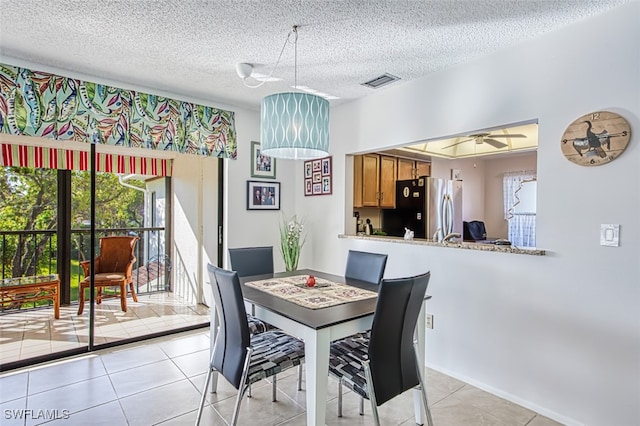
416 161 431 178
353 154 396 208
397 158 431 180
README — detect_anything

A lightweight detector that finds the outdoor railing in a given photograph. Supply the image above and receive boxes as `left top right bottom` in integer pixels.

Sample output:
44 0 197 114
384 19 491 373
0 227 169 312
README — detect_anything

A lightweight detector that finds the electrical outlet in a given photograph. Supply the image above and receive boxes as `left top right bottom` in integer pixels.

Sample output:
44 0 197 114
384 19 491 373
425 313 434 329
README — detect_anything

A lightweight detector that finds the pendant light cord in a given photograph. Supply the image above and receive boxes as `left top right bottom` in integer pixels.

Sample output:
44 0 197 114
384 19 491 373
293 25 298 90
242 25 298 89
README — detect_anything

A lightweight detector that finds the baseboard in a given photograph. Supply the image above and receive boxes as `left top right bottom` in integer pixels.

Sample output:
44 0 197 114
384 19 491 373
425 362 582 426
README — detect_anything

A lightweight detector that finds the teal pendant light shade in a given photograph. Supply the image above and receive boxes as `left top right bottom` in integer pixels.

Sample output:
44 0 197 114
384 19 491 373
260 92 329 160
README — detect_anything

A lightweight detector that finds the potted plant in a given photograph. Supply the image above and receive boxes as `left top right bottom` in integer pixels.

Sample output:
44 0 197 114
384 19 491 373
279 214 305 271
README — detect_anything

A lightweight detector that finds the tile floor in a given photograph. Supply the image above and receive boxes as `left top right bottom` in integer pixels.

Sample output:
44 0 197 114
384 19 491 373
0 328 564 426
0 293 209 366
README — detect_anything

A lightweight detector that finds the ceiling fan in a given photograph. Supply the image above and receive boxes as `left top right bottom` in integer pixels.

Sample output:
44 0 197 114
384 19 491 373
441 133 527 150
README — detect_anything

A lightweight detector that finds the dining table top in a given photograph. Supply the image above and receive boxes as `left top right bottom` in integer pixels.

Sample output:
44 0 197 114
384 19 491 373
239 268 380 330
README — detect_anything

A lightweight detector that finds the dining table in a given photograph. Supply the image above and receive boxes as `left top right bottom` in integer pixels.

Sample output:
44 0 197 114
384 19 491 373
208 268 430 426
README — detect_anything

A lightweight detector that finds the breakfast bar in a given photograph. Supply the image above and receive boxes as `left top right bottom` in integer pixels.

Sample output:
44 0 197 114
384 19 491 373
339 234 546 256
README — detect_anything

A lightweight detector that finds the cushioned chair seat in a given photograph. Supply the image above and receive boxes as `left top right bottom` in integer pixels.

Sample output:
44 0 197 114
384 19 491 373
245 330 305 385
328 334 370 399
87 272 126 282
247 315 268 335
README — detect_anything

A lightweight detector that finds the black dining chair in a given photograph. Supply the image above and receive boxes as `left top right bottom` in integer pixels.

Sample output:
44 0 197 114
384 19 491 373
229 246 274 335
213 257 300 391
228 246 303 391
228 246 274 278
196 265 305 426
328 271 433 426
344 250 388 285
344 250 388 347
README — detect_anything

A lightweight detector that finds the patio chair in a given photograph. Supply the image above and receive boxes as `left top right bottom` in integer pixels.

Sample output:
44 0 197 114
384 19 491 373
77 236 139 315
195 264 305 426
329 271 433 426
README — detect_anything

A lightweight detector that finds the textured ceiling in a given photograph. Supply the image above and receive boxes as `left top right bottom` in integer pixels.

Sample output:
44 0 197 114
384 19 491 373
0 1 628 112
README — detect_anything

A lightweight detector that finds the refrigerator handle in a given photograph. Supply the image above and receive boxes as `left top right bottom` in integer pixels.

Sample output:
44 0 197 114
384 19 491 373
440 194 448 237
443 194 453 235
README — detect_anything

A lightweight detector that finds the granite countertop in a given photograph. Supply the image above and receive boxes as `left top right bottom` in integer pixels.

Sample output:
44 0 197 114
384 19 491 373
338 234 546 256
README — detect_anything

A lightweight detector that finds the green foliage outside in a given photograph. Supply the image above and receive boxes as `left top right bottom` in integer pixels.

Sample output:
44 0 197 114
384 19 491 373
0 166 145 308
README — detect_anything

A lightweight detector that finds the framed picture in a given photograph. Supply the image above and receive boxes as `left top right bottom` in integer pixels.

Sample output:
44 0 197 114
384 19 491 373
322 176 332 194
451 168 462 180
247 181 280 210
321 157 331 175
304 156 332 196
251 141 276 179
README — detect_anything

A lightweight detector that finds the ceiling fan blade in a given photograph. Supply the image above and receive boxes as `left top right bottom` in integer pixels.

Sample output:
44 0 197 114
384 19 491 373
486 133 527 138
483 138 508 148
441 138 473 150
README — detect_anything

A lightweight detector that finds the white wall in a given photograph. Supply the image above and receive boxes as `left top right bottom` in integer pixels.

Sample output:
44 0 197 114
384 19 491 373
223 108 297 273
171 154 203 304
297 4 640 425
171 106 298 304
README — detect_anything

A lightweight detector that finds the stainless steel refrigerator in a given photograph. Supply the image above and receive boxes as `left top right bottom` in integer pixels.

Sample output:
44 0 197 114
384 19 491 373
382 177 463 241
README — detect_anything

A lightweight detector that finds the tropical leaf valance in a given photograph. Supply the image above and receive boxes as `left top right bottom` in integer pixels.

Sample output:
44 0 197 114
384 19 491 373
0 64 237 159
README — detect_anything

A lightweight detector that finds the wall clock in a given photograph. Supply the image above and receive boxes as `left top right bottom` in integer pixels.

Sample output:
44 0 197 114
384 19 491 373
561 111 631 166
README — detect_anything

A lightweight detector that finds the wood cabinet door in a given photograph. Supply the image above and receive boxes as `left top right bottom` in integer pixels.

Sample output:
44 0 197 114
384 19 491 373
379 156 397 208
353 155 364 208
361 154 380 207
397 158 415 180
416 161 431 177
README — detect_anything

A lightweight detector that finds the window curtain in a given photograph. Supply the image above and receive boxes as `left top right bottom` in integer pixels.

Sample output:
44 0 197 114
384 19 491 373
508 213 536 247
503 170 537 247
0 64 237 159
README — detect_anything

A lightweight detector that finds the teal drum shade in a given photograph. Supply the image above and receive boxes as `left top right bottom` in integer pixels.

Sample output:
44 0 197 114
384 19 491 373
260 92 329 160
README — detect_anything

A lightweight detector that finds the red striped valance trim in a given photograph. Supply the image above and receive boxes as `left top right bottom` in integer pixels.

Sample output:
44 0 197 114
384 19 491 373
0 144 172 176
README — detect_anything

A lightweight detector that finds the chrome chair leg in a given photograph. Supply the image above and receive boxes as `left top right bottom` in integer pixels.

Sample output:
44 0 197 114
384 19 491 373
195 350 216 425
359 396 365 415
230 348 253 426
272 374 277 402
297 364 303 391
363 360 380 425
413 341 434 426
337 377 343 417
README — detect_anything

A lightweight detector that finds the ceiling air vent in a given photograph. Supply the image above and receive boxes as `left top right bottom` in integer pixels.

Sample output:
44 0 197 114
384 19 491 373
361 73 401 89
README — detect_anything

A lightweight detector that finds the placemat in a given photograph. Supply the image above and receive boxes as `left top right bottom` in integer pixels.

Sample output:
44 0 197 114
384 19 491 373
245 275 377 309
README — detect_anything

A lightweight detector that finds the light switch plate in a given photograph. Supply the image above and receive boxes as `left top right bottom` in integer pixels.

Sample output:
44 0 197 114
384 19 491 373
600 224 620 247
